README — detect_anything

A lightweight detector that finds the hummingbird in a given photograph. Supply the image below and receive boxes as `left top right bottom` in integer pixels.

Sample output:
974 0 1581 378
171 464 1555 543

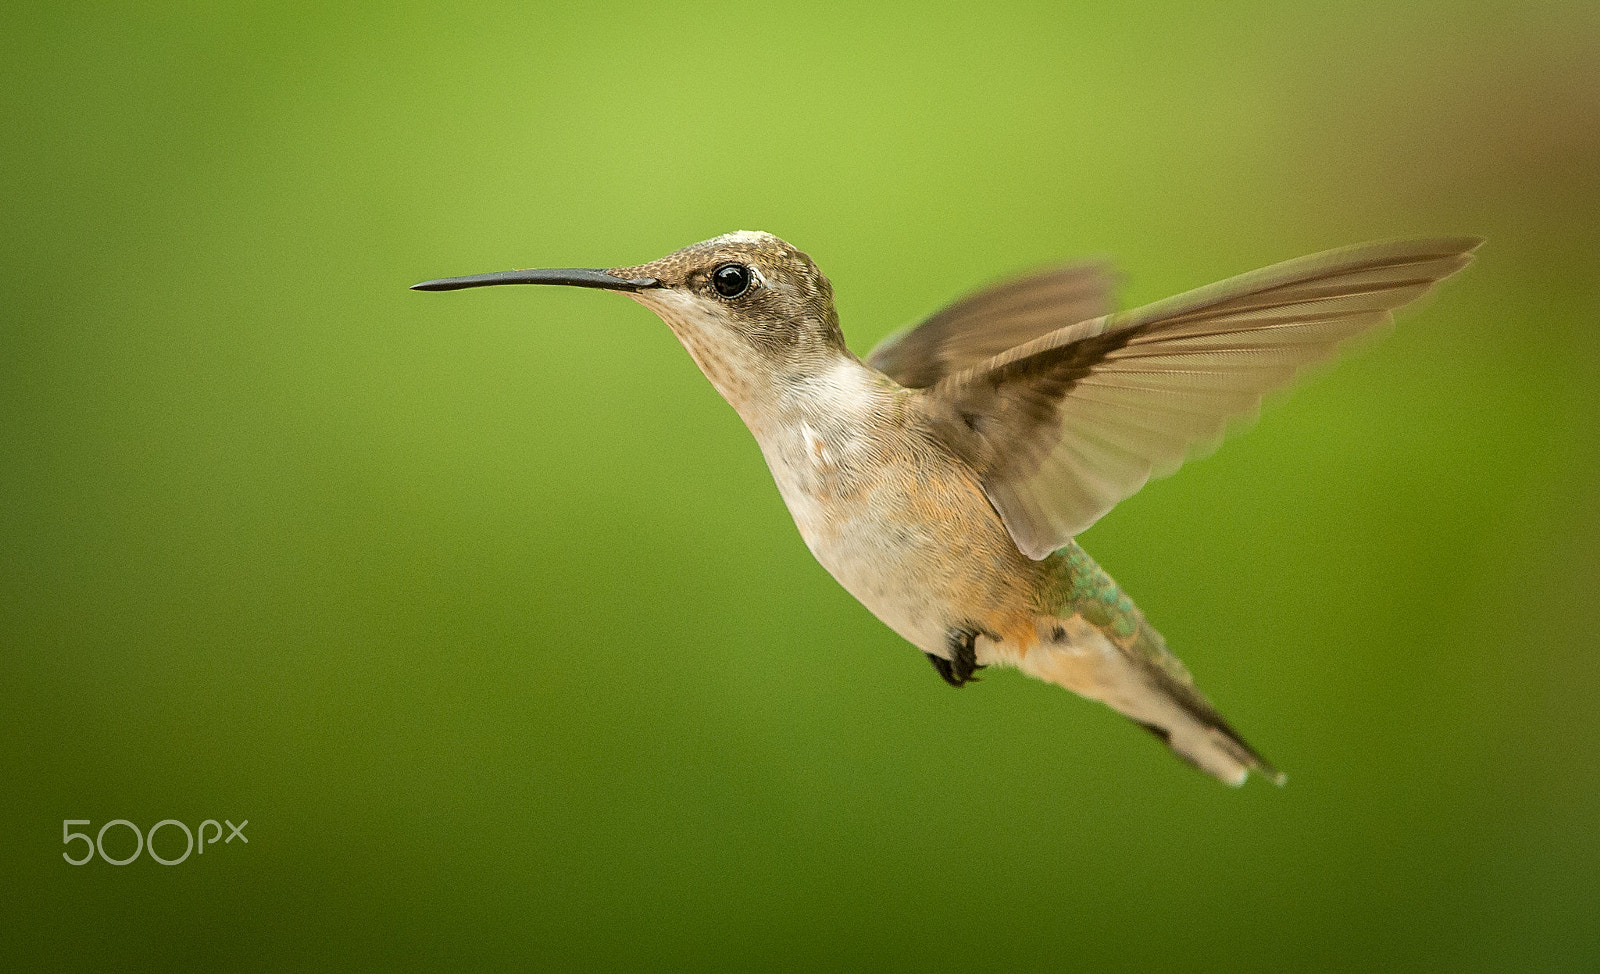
413 231 1479 785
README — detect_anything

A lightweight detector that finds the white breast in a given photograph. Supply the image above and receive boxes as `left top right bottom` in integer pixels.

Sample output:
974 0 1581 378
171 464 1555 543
750 363 956 652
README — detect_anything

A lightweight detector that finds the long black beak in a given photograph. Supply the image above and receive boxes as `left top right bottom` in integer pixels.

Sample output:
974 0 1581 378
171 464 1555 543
410 268 659 292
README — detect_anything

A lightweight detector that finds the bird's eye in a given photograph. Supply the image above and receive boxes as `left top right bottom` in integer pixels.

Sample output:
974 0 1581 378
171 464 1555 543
711 263 752 298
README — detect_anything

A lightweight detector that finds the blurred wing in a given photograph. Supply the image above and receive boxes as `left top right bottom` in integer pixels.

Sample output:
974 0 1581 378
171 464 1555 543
866 262 1117 388
923 238 1483 559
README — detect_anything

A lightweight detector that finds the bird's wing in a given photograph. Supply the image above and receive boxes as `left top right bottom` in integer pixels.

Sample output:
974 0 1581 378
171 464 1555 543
921 238 1482 559
866 262 1117 388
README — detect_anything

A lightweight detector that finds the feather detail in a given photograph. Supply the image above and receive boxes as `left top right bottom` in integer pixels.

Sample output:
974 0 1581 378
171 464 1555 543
867 262 1117 388
921 238 1482 558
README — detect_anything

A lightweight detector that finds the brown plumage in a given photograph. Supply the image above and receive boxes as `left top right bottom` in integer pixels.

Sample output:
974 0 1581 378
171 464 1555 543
414 231 1480 785
911 238 1483 557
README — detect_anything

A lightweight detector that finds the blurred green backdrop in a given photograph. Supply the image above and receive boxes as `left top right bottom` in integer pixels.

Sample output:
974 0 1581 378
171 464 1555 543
4 1 1597 970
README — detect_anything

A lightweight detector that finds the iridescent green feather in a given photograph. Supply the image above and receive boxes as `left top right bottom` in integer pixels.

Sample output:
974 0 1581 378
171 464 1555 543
1046 542 1198 688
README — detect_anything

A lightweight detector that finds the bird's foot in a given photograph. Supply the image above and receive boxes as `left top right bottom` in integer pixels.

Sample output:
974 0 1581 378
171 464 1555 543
927 625 991 688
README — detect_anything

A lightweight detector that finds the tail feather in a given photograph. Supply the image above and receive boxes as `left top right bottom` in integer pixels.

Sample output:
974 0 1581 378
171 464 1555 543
1129 702 1284 787
1124 617 1283 786
1012 615 1283 786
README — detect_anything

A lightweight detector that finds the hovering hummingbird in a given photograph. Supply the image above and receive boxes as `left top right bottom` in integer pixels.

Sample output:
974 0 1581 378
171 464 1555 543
414 231 1479 785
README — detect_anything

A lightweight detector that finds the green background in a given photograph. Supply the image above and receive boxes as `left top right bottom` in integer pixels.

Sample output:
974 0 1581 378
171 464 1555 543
4 1 1597 970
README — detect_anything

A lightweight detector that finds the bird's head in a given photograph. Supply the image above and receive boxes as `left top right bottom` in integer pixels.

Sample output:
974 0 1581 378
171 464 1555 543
413 232 848 401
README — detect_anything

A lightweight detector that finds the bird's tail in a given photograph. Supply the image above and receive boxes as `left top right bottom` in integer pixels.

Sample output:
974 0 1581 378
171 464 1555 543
1012 616 1284 786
